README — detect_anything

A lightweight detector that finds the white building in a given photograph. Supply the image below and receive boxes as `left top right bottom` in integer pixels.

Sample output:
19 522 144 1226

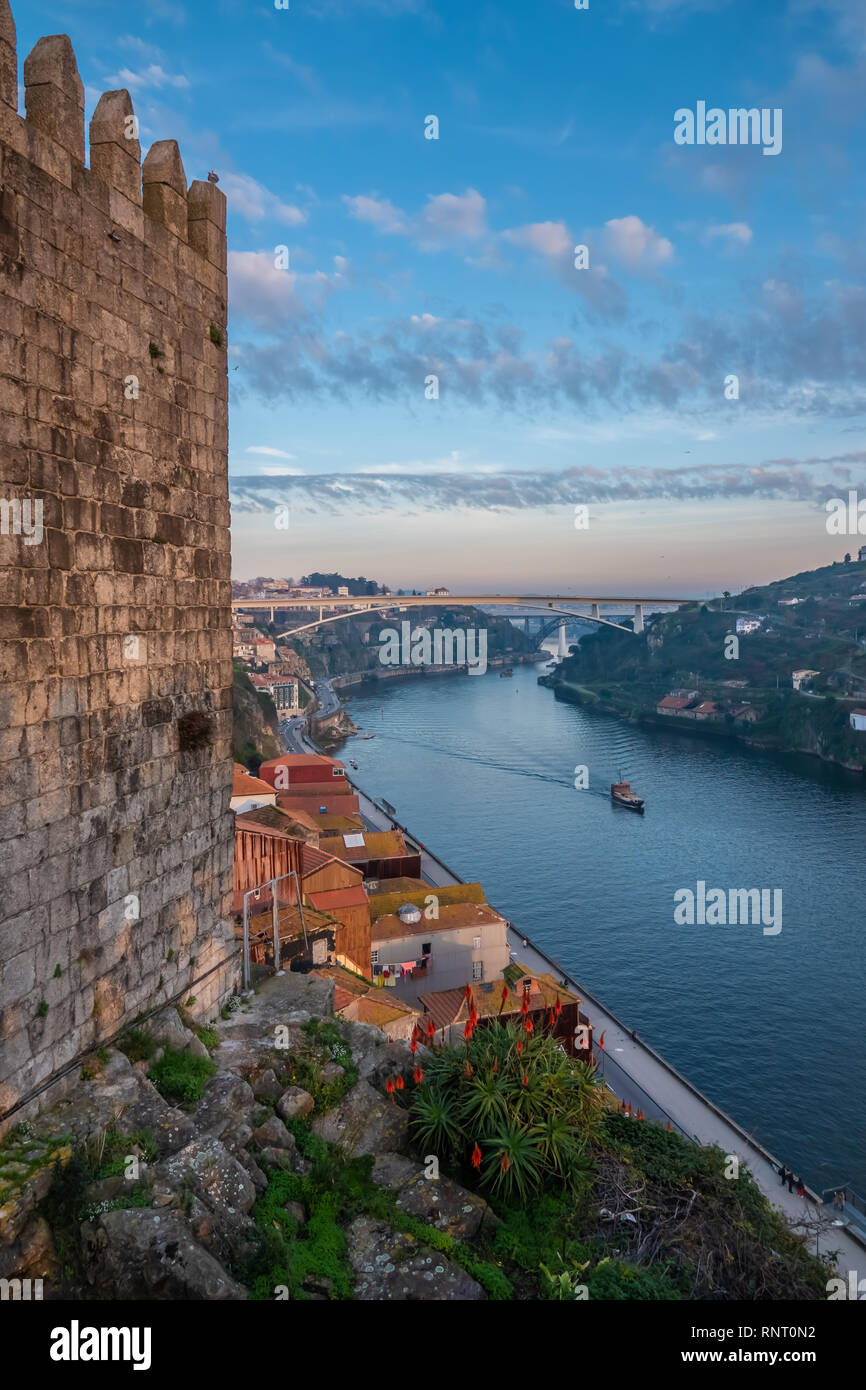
850 709 866 732
371 901 509 994
792 669 820 691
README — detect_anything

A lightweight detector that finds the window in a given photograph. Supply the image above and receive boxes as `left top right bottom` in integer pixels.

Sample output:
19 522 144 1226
472 936 481 950
333 767 345 777
472 961 483 981
371 949 379 965
422 942 431 955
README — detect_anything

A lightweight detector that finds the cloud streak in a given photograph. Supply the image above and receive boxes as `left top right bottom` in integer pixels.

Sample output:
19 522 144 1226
229 452 866 517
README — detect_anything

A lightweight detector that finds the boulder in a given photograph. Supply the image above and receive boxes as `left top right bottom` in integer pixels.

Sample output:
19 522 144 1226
0 1214 58 1283
357 1040 415 1089
152 1138 256 1266
320 1061 345 1082
143 1008 197 1053
193 1073 256 1146
185 1035 210 1060
83 1208 247 1300
283 1201 306 1227
346 1216 485 1301
252 1116 296 1152
251 1068 283 1100
235 1150 268 1195
371 1153 495 1241
276 1086 314 1122
311 1080 408 1158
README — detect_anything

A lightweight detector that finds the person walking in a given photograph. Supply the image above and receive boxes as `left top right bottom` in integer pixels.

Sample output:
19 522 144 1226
779 1164 790 1187
795 1177 805 1198
786 1170 795 1193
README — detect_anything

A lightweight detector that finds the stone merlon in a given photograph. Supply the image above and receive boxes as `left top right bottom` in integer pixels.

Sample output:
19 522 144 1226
23 33 84 163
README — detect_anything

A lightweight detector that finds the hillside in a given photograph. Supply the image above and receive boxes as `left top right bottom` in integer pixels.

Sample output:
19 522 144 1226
232 662 281 769
263 605 540 681
542 558 866 771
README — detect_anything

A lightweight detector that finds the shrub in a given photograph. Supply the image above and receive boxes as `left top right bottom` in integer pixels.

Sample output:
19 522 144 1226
116 1027 156 1064
147 1048 216 1108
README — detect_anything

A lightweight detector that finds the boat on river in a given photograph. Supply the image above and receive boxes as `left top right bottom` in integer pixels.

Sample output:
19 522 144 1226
610 780 645 813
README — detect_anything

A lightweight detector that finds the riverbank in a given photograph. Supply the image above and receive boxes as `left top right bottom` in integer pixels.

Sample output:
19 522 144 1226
291 709 865 1280
542 673 866 774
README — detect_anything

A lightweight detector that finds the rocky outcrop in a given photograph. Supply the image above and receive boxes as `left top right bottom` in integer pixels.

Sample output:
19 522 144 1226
0 971 499 1301
83 1210 247 1301
311 1079 409 1158
371 1153 496 1242
346 1217 486 1301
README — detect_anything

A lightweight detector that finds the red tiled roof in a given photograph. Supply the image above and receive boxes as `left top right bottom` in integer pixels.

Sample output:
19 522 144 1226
657 695 692 710
259 753 345 773
232 770 276 798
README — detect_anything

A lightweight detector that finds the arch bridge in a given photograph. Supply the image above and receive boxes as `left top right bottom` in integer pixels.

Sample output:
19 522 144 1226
231 593 694 640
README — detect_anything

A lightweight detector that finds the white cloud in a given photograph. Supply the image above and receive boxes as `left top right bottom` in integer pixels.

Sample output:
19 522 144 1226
343 189 488 249
228 250 343 328
601 215 674 269
502 220 572 260
117 36 166 63
108 65 189 91
220 172 306 226
245 446 297 459
704 222 753 249
342 194 408 234
415 189 487 246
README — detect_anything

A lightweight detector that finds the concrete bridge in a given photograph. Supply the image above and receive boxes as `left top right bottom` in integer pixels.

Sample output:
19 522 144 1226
232 593 694 639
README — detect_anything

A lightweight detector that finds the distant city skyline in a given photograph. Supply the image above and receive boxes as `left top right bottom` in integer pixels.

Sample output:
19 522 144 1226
36 0 866 590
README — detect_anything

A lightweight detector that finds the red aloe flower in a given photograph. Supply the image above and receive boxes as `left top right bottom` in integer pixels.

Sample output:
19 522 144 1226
554 997 562 1018
521 1071 529 1087
521 992 530 1016
524 1017 533 1034
465 984 472 1001
637 1107 644 1121
471 1142 482 1170
464 1021 473 1042
465 1062 473 1078
501 985 509 1005
500 1152 511 1173
410 1037 418 1054
426 1018 435 1039
413 1066 423 1085
516 1040 524 1054
385 1078 395 1100
548 1010 556 1028
395 1075 404 1091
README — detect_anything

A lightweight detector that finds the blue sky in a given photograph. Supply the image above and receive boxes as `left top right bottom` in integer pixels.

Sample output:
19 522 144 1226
16 0 866 591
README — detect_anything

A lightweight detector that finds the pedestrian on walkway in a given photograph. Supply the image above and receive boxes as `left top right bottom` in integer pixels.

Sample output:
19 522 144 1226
833 1189 846 1211
786 1170 795 1193
778 1164 790 1186
795 1177 805 1198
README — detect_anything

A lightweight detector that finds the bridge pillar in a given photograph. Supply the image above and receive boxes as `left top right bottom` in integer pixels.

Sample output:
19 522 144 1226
270 606 275 623
591 602 600 621
557 620 568 658
634 603 644 635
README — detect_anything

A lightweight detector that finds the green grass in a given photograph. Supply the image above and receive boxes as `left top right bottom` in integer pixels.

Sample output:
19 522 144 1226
147 1048 216 1108
116 1027 157 1064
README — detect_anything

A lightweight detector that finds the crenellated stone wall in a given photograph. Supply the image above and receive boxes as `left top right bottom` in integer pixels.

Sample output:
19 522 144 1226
0 0 237 1127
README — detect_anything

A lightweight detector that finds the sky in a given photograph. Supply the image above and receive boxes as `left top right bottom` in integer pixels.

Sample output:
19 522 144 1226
15 0 866 593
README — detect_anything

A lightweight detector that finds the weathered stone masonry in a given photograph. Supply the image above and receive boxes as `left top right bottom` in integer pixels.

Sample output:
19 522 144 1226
0 0 238 1126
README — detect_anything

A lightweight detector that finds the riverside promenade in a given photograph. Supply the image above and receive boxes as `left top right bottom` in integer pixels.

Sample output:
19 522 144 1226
290 721 863 1282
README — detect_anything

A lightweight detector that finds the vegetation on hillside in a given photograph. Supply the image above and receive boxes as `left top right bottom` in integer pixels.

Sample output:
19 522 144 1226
545 559 866 767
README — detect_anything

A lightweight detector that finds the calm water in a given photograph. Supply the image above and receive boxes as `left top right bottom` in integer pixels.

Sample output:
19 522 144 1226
344 662 866 1195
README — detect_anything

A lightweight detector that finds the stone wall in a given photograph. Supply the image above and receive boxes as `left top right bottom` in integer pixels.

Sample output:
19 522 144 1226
0 0 237 1127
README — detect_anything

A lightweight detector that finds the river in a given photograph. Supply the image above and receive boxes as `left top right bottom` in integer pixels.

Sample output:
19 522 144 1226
340 658 866 1197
